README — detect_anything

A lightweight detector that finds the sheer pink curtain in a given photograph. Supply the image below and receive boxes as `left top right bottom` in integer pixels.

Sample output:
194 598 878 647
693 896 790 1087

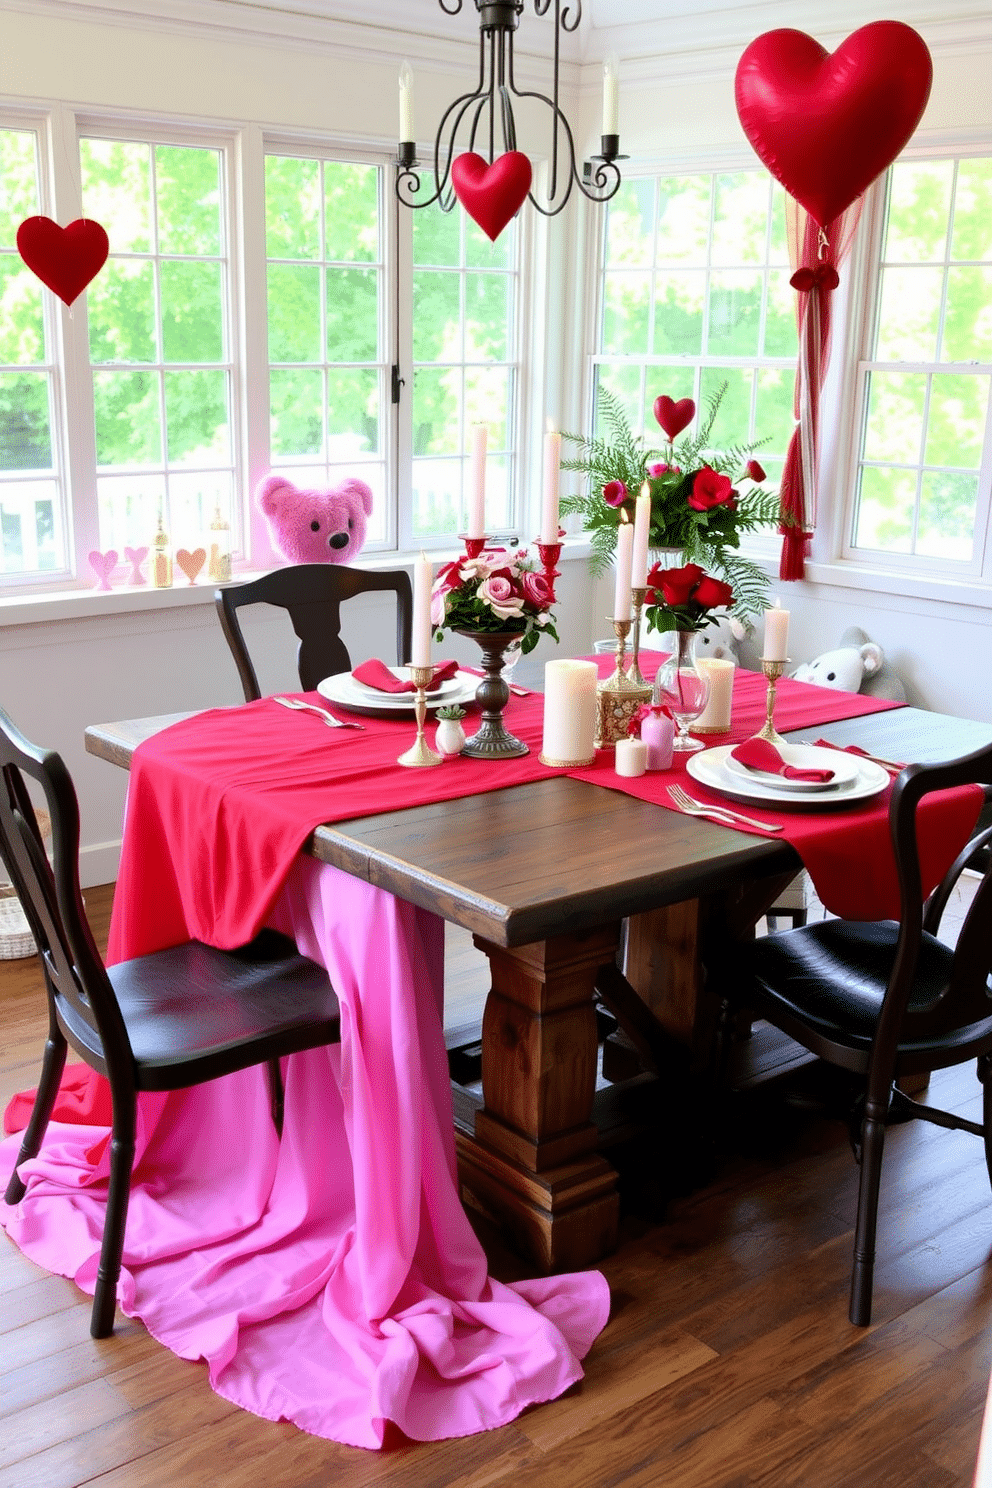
778 199 862 580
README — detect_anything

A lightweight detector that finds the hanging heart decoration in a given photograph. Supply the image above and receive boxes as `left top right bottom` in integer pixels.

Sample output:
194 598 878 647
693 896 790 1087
734 22 933 228
175 547 207 585
653 396 696 441
451 152 533 242
88 550 118 591
16 216 110 306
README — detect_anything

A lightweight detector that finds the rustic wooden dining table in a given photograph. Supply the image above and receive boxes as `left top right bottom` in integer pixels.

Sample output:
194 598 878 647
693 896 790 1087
84 700 992 1274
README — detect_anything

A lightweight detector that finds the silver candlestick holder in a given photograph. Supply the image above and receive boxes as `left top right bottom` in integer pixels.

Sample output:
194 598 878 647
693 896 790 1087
595 617 652 750
752 657 788 745
629 585 648 687
397 665 443 767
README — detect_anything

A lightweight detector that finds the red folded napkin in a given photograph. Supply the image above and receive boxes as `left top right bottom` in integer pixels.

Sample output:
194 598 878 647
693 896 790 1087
351 658 459 694
731 736 835 783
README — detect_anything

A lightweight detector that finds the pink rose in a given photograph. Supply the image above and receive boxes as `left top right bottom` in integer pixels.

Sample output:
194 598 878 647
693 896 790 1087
521 570 554 610
430 588 447 626
478 574 525 621
602 480 627 508
687 467 735 512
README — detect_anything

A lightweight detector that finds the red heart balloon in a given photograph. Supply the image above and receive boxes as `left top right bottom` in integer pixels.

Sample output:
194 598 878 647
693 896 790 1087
451 152 532 242
16 216 110 306
735 22 932 228
654 396 695 441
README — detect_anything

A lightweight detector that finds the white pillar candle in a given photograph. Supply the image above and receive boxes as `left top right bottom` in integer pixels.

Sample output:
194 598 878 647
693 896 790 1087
540 659 597 766
411 551 432 668
694 657 735 732
615 737 647 778
602 54 619 136
613 516 633 622
398 61 414 142
632 482 651 587
468 423 487 539
763 603 790 661
541 428 561 544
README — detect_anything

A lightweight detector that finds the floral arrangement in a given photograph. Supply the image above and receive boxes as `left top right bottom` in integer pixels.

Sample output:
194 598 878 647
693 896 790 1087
645 561 734 635
561 382 783 623
431 548 559 656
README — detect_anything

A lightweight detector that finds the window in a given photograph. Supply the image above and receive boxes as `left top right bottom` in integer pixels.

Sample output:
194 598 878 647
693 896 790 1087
0 125 65 576
591 170 797 482
849 156 992 575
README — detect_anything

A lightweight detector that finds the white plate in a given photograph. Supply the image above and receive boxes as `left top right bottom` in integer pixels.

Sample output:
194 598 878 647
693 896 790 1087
724 742 861 793
687 745 889 809
317 669 479 718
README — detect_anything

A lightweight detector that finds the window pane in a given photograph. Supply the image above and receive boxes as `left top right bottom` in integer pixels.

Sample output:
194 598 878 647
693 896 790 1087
926 374 990 468
885 161 953 262
606 178 654 268
942 266 992 362
96 473 164 556
413 206 460 267
0 371 51 469
602 271 650 354
754 367 794 477
412 458 459 538
326 267 378 362
1 481 59 572
466 218 512 270
326 367 378 454
80 139 151 253
465 365 508 450
917 470 978 559
93 370 162 466
653 271 704 356
0 131 39 247
324 161 378 263
165 369 229 463
266 156 321 259
863 371 926 465
413 271 461 361
593 363 642 434
655 177 710 264
700 368 752 450
854 466 916 551
764 269 798 357
170 469 233 551
875 266 943 361
465 273 509 360
412 366 458 455
713 174 768 265
270 367 323 457
268 264 321 363
88 260 156 364
951 159 992 261
157 145 221 256
161 261 223 362
707 271 762 356
0 260 44 363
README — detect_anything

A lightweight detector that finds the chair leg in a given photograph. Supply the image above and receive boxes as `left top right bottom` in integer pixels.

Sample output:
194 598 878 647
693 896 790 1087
266 1057 284 1137
3 1030 67 1206
849 1105 887 1327
979 1054 992 1191
91 1096 136 1339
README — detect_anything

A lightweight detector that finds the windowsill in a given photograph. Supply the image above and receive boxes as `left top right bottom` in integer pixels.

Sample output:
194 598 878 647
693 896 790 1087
0 535 595 628
740 539 992 614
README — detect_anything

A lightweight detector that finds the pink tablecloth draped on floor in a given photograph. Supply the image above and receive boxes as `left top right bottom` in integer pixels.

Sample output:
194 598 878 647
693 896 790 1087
0 858 609 1448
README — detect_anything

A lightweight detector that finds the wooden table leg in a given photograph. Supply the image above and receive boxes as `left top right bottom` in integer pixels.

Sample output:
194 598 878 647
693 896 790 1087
454 923 622 1274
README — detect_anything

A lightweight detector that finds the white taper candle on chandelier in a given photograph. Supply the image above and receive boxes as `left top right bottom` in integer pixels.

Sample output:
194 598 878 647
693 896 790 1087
398 62 414 142
412 551 432 668
602 54 619 136
468 424 487 539
613 514 633 622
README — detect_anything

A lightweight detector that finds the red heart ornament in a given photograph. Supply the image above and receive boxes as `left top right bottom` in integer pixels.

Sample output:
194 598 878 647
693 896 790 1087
16 216 110 306
654 396 695 441
451 152 532 242
735 22 932 228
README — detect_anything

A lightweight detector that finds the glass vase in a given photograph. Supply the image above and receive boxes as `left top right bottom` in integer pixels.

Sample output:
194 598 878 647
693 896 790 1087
456 630 529 759
655 628 711 753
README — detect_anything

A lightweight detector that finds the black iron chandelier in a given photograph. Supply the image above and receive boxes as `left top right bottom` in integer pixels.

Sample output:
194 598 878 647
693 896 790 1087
396 0 624 226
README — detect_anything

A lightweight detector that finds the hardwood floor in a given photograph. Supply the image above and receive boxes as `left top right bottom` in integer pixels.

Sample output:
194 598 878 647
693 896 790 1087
2 883 991 1487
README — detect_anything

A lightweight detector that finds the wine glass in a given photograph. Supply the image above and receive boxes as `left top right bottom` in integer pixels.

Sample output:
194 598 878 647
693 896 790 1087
656 642 711 752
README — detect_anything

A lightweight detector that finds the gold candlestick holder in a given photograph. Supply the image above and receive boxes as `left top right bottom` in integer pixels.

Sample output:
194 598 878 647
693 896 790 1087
397 665 443 767
753 657 788 745
629 585 648 687
595 617 652 750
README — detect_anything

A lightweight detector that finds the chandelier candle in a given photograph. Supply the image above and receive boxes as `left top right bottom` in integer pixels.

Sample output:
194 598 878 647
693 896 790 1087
540 658 597 767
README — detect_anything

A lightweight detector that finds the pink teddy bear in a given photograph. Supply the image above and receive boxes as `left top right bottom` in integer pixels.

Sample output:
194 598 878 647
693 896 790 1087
256 473 373 564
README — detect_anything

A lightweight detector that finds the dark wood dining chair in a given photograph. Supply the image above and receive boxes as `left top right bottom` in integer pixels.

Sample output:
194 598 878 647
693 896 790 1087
714 743 992 1326
215 563 414 701
0 706 341 1339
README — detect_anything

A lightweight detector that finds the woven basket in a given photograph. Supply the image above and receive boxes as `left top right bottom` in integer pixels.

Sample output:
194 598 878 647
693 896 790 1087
0 887 35 960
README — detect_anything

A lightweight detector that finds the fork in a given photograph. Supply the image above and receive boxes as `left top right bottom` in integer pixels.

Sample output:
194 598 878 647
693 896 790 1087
273 696 365 729
668 783 783 833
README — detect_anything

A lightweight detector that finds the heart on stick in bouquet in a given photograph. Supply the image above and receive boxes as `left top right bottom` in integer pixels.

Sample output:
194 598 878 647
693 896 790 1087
16 216 110 306
175 548 207 585
451 152 532 242
734 21 933 228
654 396 695 441
88 550 118 591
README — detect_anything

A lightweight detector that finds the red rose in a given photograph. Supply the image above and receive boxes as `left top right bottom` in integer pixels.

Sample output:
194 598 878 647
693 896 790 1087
647 561 705 608
521 570 554 610
602 479 627 508
687 467 735 512
746 459 766 482
693 574 734 609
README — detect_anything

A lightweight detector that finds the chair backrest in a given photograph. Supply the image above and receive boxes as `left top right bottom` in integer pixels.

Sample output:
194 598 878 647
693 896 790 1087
879 744 992 1052
0 708 129 1083
215 564 414 701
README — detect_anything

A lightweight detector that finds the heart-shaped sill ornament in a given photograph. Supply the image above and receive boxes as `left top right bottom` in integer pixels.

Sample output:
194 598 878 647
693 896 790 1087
451 152 532 242
16 216 110 306
88 549 119 591
175 547 207 585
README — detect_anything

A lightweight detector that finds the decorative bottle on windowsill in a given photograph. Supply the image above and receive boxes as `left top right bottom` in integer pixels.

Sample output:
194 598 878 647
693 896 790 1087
209 503 231 583
151 509 172 589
